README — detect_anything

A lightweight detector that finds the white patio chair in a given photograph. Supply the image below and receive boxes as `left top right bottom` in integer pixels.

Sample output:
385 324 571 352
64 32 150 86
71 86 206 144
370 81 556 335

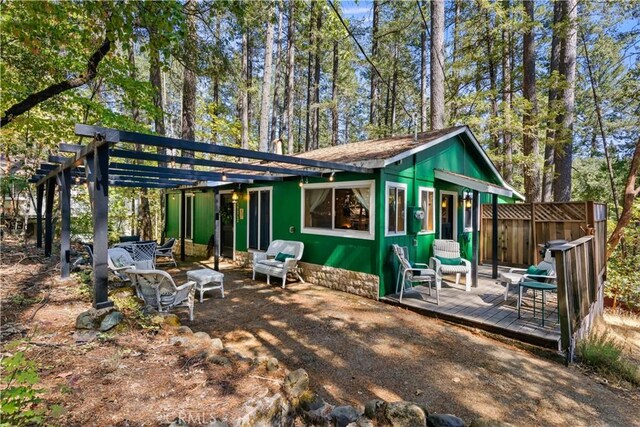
392 244 438 304
429 239 471 292
107 248 136 282
155 238 177 267
500 249 557 301
125 269 196 321
132 241 157 270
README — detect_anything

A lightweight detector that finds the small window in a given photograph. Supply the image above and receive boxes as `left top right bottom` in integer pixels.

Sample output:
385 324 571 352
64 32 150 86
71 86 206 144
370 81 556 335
386 182 406 235
463 192 473 232
185 194 194 240
419 187 435 234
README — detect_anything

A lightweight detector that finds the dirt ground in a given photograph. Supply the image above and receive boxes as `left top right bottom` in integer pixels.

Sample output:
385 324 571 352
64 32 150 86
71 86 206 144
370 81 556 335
1 239 639 426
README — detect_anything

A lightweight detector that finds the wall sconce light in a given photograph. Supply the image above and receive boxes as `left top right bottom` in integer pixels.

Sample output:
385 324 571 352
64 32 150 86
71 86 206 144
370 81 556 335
461 188 472 209
329 172 335 182
231 191 239 203
221 173 227 181
441 198 447 208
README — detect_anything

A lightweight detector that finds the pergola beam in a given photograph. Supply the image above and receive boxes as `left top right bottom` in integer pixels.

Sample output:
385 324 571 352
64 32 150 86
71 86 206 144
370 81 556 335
76 124 372 174
59 143 83 153
109 148 325 178
110 162 282 182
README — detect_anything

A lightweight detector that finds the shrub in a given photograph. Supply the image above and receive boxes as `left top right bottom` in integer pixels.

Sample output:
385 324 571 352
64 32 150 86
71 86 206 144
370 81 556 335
577 332 640 386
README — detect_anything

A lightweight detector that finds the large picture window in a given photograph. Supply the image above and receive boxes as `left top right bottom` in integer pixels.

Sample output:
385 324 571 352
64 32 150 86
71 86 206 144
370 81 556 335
418 187 435 234
301 180 375 239
386 182 407 236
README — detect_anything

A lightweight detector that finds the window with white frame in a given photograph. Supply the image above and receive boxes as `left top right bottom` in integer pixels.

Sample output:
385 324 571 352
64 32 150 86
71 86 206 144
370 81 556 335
301 180 374 239
185 194 194 240
386 182 407 235
418 187 435 233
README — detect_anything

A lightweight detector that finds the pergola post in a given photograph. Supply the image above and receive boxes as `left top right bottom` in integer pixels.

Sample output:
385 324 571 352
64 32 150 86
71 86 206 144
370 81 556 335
59 169 71 278
214 189 220 271
44 177 56 257
91 143 113 309
36 183 44 248
471 190 480 288
492 194 499 279
180 189 186 262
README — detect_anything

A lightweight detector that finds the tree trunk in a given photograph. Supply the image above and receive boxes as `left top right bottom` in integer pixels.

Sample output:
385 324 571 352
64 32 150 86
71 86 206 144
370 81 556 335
312 4 322 150
241 30 249 151
285 0 295 154
390 45 398 136
606 138 640 259
430 0 445 130
451 0 461 121
420 1 427 132
270 2 284 150
149 41 166 164
181 0 197 161
259 2 275 153
485 8 500 155
501 0 512 183
553 0 577 202
305 1 314 152
331 40 339 146
542 0 563 201
522 0 540 202
370 0 379 126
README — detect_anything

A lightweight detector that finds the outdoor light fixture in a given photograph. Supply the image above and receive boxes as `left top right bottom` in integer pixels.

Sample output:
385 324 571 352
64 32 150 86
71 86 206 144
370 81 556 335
461 188 472 209
299 178 304 187
74 176 81 184
221 173 227 181
441 198 447 208
231 192 239 203
329 172 335 182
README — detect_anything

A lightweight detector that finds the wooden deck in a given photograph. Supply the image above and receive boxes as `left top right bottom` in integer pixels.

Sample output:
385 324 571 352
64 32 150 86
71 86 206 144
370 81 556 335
382 265 561 349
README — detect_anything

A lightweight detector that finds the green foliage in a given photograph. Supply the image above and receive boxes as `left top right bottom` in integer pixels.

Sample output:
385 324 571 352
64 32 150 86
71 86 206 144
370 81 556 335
0 351 62 426
606 200 640 310
577 332 640 386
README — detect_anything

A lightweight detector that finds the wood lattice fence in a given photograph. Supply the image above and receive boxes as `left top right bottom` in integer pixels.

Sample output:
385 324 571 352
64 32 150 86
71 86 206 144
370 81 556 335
480 201 607 270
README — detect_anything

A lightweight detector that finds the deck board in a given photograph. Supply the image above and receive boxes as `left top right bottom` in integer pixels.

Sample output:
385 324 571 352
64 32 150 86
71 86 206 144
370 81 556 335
382 265 561 349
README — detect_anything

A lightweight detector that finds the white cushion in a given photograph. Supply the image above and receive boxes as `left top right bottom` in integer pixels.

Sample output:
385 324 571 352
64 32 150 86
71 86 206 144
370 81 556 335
259 259 284 268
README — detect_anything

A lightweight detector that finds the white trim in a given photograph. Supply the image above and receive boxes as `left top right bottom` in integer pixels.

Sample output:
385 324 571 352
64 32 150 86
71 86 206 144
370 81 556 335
385 181 408 237
463 192 474 232
246 186 273 250
380 127 467 168
434 169 513 198
417 186 436 235
439 190 458 241
300 179 375 241
219 189 236 260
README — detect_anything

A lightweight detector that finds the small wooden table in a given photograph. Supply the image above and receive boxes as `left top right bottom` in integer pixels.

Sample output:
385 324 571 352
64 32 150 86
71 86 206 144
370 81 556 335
187 268 225 303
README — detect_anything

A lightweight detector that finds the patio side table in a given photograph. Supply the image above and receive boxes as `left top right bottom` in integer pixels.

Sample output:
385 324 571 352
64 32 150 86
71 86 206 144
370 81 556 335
517 281 557 327
187 268 225 303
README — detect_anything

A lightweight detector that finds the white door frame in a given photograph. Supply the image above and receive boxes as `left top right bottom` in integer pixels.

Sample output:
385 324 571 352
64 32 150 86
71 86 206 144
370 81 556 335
219 189 236 260
246 187 273 251
439 190 458 241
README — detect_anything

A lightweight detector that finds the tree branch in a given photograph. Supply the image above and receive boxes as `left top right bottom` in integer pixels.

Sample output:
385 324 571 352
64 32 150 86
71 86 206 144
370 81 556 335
1 37 112 128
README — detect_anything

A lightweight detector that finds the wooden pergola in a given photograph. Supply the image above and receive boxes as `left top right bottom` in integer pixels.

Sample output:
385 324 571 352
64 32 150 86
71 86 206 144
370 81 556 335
28 124 372 309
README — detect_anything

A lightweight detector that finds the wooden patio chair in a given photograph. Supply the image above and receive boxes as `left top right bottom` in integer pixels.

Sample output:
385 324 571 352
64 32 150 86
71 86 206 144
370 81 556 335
392 244 438 304
125 269 196 321
430 239 471 292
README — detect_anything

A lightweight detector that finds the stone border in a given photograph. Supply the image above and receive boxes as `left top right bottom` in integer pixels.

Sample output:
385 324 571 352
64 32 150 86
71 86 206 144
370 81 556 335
298 262 379 300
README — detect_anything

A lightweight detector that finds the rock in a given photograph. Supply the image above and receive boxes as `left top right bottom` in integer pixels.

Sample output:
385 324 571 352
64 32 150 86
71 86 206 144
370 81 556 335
99 311 124 331
266 357 279 372
364 400 387 420
169 336 190 346
385 402 427 427
427 414 465 427
76 307 116 330
208 355 231 366
205 421 228 427
210 338 224 350
73 329 99 343
168 418 189 427
193 331 211 341
300 393 326 412
299 394 334 426
234 393 292 427
469 418 514 427
162 314 181 327
141 305 159 317
284 368 309 399
176 326 193 335
331 406 360 427
349 416 375 427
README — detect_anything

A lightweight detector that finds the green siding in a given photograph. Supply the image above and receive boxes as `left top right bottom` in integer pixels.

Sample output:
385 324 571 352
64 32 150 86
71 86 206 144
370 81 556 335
166 193 180 238
165 191 216 244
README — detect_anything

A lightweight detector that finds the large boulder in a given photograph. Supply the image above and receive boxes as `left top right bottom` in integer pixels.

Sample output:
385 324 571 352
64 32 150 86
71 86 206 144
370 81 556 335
234 393 293 427
99 310 124 331
469 418 514 427
427 414 465 427
364 399 387 420
331 406 360 427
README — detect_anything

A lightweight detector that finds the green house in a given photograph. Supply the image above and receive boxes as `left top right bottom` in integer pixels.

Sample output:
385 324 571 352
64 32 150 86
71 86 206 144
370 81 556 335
164 126 523 299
